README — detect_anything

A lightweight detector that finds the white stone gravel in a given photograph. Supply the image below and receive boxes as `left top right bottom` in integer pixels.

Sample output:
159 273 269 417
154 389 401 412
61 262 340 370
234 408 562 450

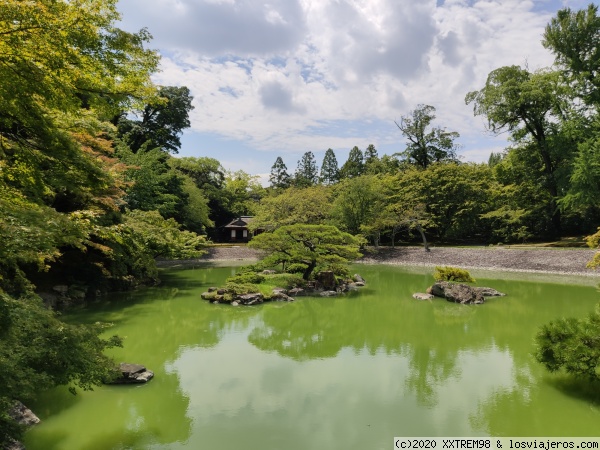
157 244 600 278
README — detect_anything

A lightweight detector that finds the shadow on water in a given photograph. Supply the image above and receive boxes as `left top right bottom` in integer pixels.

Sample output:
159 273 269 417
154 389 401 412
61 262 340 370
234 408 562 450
547 374 600 405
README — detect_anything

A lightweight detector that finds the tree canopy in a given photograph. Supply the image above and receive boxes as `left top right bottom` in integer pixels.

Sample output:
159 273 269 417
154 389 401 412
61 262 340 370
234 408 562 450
395 105 460 169
248 224 363 280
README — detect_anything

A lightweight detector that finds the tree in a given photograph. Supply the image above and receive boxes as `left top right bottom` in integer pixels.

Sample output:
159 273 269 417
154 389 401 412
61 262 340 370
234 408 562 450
395 105 460 169
339 146 364 178
251 186 332 232
248 224 362 280
222 170 265 218
543 4 600 108
294 151 319 187
535 303 600 381
269 156 291 189
320 149 340 185
116 85 194 153
332 175 383 236
0 292 122 446
465 66 570 235
391 163 494 242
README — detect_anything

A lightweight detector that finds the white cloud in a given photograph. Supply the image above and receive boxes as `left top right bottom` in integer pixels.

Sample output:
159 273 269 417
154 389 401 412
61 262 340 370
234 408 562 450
118 0 571 166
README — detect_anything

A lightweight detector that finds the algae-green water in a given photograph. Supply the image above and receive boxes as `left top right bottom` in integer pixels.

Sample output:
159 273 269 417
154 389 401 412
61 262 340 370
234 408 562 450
24 265 600 449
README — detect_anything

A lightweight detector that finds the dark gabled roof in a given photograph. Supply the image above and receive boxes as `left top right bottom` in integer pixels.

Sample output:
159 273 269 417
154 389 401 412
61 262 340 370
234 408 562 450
223 216 254 229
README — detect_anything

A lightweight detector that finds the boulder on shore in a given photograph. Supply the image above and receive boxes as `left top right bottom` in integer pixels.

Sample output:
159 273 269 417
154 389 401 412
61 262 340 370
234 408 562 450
430 281 485 304
429 282 506 304
110 363 154 384
413 293 434 300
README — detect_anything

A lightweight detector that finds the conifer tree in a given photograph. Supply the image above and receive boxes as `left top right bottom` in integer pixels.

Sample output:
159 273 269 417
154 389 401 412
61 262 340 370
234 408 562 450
269 156 291 189
320 148 340 185
294 152 319 187
340 146 364 179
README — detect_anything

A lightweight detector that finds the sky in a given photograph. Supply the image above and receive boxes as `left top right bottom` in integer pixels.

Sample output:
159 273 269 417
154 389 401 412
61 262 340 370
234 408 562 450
116 0 596 184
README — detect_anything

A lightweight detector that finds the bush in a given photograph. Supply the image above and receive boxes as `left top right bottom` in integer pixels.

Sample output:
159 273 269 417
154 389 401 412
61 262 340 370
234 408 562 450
535 303 600 380
226 271 265 285
285 263 308 274
433 266 475 283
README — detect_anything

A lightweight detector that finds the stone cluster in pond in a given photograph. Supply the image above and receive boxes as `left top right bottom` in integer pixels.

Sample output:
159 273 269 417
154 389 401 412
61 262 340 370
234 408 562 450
109 363 154 384
413 281 505 304
201 271 366 306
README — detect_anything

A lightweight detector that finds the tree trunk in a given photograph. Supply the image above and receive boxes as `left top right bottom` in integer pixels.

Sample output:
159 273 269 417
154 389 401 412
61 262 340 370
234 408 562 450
303 260 317 281
416 224 430 252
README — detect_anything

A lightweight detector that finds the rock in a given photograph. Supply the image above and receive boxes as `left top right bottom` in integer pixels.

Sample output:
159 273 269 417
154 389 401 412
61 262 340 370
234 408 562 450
345 283 360 291
353 274 366 283
201 291 213 300
237 293 264 305
111 363 154 384
320 290 338 297
261 269 277 275
231 301 239 306
271 290 294 302
316 271 337 290
288 288 305 297
474 287 506 297
430 281 485 304
10 401 40 427
208 287 218 292
217 289 227 295
354 281 365 287
52 285 69 295
413 293 434 300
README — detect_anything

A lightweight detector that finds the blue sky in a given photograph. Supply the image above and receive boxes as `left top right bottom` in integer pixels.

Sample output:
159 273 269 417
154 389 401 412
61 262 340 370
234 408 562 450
116 0 595 184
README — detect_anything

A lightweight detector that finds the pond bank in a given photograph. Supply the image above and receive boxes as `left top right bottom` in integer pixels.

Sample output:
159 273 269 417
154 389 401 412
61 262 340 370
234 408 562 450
156 245 600 277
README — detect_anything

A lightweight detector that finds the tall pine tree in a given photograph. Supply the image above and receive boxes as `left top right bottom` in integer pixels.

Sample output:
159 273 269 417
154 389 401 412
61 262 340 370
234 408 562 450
269 156 291 189
340 146 364 179
320 148 340 185
294 151 319 187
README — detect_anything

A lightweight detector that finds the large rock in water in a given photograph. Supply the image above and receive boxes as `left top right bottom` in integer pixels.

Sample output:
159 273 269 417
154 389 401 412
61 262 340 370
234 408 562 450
316 270 337 290
111 363 154 384
430 281 485 304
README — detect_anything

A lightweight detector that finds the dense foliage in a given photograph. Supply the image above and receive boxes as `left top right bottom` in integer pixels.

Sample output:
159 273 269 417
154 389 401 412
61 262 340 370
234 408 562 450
433 266 476 283
535 303 600 380
248 224 363 280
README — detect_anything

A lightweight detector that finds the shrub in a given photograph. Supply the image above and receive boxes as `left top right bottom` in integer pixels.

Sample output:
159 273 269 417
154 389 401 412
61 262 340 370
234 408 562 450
535 303 600 381
285 263 308 274
226 272 265 285
433 266 475 283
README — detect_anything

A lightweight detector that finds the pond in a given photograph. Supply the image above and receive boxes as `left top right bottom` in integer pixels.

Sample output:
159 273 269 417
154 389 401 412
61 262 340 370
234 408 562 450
24 264 600 450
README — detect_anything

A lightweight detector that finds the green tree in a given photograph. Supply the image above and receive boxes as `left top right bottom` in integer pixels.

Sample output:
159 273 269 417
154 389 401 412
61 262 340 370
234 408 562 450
168 156 230 230
222 170 265 218
339 146 364 178
294 151 319 187
118 147 188 222
466 66 570 235
269 156 291 189
332 175 383 236
535 303 600 381
251 186 332 232
320 149 340 185
116 85 194 154
395 105 460 169
248 224 362 280
0 292 122 446
392 164 494 242
543 4 600 108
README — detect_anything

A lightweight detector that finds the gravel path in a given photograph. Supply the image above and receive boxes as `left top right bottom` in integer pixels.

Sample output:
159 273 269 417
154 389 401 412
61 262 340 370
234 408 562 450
157 245 600 277
359 246 600 277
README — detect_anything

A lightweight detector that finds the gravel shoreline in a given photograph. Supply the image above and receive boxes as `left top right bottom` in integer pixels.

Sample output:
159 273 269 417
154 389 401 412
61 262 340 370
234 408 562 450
157 245 600 277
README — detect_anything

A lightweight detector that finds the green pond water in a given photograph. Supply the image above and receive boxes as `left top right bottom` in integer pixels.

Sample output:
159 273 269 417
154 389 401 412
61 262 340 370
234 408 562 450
24 264 600 450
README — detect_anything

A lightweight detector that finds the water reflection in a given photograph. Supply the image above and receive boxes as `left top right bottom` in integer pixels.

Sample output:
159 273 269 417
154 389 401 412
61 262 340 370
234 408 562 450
25 265 600 449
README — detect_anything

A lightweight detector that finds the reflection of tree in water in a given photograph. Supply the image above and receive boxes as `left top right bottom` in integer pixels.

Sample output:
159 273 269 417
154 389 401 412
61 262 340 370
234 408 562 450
404 346 460 407
29 266 264 449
